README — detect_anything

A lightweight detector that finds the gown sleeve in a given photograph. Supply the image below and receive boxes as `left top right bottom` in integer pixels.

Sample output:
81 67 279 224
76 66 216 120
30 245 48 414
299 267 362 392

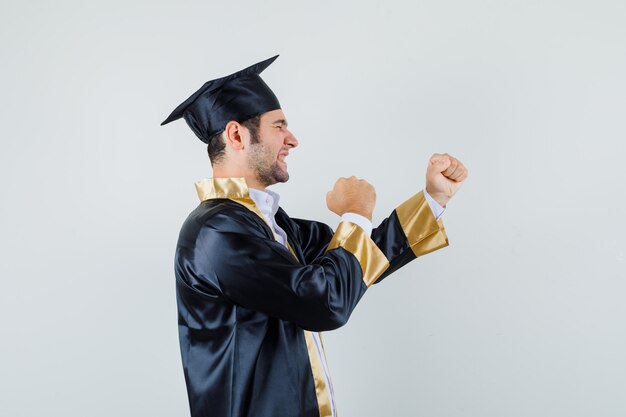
288 217 335 264
290 190 449 285
370 190 449 283
175 208 388 332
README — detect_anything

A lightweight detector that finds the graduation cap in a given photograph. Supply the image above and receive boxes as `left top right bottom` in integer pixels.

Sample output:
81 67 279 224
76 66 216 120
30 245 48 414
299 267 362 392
161 55 281 143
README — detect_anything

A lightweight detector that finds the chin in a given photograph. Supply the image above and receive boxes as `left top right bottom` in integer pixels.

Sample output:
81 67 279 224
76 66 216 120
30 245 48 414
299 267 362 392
272 174 289 185
257 166 289 187
271 166 290 183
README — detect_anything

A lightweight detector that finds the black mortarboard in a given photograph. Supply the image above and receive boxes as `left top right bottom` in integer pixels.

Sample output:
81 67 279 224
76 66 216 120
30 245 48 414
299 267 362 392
161 55 281 143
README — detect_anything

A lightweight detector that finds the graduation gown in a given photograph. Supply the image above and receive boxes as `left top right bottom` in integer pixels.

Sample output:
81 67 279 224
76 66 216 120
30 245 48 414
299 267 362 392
175 177 449 417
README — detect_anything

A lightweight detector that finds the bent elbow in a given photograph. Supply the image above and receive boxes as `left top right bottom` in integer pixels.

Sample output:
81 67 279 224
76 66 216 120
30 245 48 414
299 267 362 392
324 314 350 331
302 307 352 332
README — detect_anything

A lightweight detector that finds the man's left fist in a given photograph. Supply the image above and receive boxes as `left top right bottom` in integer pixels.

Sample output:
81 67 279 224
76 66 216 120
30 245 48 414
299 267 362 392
425 153 468 207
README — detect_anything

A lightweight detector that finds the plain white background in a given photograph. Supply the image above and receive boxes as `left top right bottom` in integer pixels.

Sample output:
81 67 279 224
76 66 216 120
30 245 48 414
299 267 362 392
1 0 625 416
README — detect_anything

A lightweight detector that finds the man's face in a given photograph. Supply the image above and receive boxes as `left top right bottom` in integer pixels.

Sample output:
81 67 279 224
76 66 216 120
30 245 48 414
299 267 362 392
246 109 299 187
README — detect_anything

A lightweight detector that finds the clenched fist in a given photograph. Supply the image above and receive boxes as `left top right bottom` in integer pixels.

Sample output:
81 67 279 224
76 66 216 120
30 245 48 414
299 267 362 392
425 153 468 207
326 176 376 220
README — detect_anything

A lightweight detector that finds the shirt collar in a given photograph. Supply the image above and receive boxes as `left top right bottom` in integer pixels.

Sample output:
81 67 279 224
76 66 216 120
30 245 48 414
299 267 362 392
248 187 281 218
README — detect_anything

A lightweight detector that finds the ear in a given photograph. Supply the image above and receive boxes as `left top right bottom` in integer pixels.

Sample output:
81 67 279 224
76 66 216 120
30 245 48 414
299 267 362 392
223 121 245 151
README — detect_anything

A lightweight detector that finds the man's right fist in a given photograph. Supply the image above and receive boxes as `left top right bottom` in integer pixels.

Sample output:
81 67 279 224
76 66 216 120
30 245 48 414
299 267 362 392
326 176 376 220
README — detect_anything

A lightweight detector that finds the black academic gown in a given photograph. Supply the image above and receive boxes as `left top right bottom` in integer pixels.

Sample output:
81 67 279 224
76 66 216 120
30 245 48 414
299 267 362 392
175 178 449 417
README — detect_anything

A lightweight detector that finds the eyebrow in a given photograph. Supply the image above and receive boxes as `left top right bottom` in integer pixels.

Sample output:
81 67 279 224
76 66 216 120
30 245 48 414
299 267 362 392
271 119 288 127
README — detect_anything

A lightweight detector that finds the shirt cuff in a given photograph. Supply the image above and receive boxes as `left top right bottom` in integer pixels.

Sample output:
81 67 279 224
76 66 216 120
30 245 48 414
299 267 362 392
341 213 373 236
423 188 446 220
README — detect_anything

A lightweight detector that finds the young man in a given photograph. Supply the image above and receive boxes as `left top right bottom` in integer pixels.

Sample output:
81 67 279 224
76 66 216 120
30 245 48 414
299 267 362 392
162 55 468 417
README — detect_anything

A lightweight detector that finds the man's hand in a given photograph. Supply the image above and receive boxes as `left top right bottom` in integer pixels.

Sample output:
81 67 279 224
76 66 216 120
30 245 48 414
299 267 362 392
425 153 469 207
326 176 376 220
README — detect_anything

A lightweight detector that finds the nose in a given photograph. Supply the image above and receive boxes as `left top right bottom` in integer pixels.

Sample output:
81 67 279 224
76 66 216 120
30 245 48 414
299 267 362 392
285 129 299 148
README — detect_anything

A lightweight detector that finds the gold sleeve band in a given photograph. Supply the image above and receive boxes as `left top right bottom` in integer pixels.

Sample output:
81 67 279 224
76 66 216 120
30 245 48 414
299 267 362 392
395 190 449 257
326 222 389 287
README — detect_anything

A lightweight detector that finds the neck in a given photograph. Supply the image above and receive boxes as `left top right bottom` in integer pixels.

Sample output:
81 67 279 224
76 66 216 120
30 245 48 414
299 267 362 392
211 165 266 191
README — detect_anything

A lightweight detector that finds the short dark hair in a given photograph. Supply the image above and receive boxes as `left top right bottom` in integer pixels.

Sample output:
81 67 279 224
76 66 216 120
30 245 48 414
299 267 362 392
207 115 261 164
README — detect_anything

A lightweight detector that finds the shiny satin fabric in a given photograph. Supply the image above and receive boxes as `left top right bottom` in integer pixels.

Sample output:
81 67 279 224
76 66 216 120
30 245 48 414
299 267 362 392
327 222 389 287
369 190 449 284
304 331 333 417
175 179 448 417
161 56 281 143
395 191 449 257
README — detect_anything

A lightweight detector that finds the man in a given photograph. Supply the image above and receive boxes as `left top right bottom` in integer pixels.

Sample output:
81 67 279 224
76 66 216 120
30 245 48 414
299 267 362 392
162 55 468 417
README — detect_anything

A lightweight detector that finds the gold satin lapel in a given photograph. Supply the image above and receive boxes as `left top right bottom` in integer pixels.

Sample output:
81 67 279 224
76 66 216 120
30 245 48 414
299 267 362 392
326 222 390 287
304 331 333 417
395 190 449 257
230 196 268 227
194 177 278 239
195 177 249 200
286 242 298 261
316 333 337 402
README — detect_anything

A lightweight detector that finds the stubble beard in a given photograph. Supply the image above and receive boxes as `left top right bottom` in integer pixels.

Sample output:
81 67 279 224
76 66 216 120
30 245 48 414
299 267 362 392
247 142 289 188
